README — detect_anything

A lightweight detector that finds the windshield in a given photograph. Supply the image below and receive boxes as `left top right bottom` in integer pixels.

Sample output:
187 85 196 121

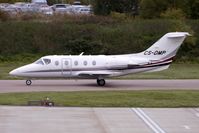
34 58 44 65
43 58 51 65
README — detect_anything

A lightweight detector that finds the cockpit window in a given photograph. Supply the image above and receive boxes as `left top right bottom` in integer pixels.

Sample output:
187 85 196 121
34 59 44 65
43 58 51 65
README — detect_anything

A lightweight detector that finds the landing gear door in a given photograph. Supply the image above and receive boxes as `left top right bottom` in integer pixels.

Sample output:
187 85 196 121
62 58 72 77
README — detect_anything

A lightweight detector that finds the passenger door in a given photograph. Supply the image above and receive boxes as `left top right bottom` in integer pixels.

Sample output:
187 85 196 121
62 58 72 77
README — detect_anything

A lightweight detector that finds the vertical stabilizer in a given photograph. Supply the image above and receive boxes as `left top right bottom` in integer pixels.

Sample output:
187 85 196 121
136 32 190 60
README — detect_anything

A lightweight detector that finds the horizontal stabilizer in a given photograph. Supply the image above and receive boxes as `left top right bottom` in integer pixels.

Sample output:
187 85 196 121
167 32 191 38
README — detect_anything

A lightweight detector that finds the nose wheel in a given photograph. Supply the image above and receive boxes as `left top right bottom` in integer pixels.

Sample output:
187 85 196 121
97 79 105 86
26 80 32 86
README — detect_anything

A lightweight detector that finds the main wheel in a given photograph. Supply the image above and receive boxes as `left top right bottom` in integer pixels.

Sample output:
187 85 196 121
26 80 32 86
97 79 105 86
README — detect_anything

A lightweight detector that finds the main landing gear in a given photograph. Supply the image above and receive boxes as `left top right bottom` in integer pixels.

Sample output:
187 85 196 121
26 80 32 86
97 79 106 86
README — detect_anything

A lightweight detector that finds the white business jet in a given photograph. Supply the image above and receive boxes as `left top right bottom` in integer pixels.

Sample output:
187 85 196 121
9 32 190 86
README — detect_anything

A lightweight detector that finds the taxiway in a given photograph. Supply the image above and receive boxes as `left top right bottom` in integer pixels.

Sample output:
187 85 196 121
0 79 199 93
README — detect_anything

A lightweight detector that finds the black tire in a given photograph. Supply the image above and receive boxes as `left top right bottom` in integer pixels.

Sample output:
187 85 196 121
26 80 32 86
97 79 105 86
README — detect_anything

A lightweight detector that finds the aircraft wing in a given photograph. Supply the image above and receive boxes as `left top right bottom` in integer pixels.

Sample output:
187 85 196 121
77 71 112 78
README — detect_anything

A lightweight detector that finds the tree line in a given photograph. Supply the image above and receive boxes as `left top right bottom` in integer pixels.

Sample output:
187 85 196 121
93 0 199 19
0 19 199 62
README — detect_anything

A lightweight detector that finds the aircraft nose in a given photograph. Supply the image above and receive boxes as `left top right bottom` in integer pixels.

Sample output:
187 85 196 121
9 64 35 77
9 69 19 76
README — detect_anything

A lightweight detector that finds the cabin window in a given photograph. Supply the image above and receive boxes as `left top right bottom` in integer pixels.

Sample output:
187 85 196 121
55 61 59 66
92 61 96 66
83 61 87 66
35 59 44 65
43 58 51 65
65 61 69 65
74 61 78 66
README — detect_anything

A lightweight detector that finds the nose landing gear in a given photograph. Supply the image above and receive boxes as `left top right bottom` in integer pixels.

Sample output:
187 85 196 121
97 79 106 86
26 80 32 86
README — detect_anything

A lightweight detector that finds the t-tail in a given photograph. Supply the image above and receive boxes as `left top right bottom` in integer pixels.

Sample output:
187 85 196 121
138 32 190 60
129 32 190 72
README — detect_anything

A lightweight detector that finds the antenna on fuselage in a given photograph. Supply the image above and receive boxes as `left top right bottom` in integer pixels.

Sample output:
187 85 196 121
79 52 84 56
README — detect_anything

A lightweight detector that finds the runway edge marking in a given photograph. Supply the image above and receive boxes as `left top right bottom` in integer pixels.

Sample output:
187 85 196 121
131 108 166 133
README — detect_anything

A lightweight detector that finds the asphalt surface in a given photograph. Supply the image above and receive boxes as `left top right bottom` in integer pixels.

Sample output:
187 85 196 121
0 80 199 93
1 106 199 133
1 80 199 133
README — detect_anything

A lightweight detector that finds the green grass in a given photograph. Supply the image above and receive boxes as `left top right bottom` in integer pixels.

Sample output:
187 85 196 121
0 91 199 107
1 62 199 79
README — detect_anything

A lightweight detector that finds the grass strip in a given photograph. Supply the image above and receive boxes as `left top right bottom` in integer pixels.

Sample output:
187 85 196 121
0 90 199 107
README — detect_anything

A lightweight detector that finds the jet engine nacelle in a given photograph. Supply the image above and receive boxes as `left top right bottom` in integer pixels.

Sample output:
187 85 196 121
106 57 129 69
